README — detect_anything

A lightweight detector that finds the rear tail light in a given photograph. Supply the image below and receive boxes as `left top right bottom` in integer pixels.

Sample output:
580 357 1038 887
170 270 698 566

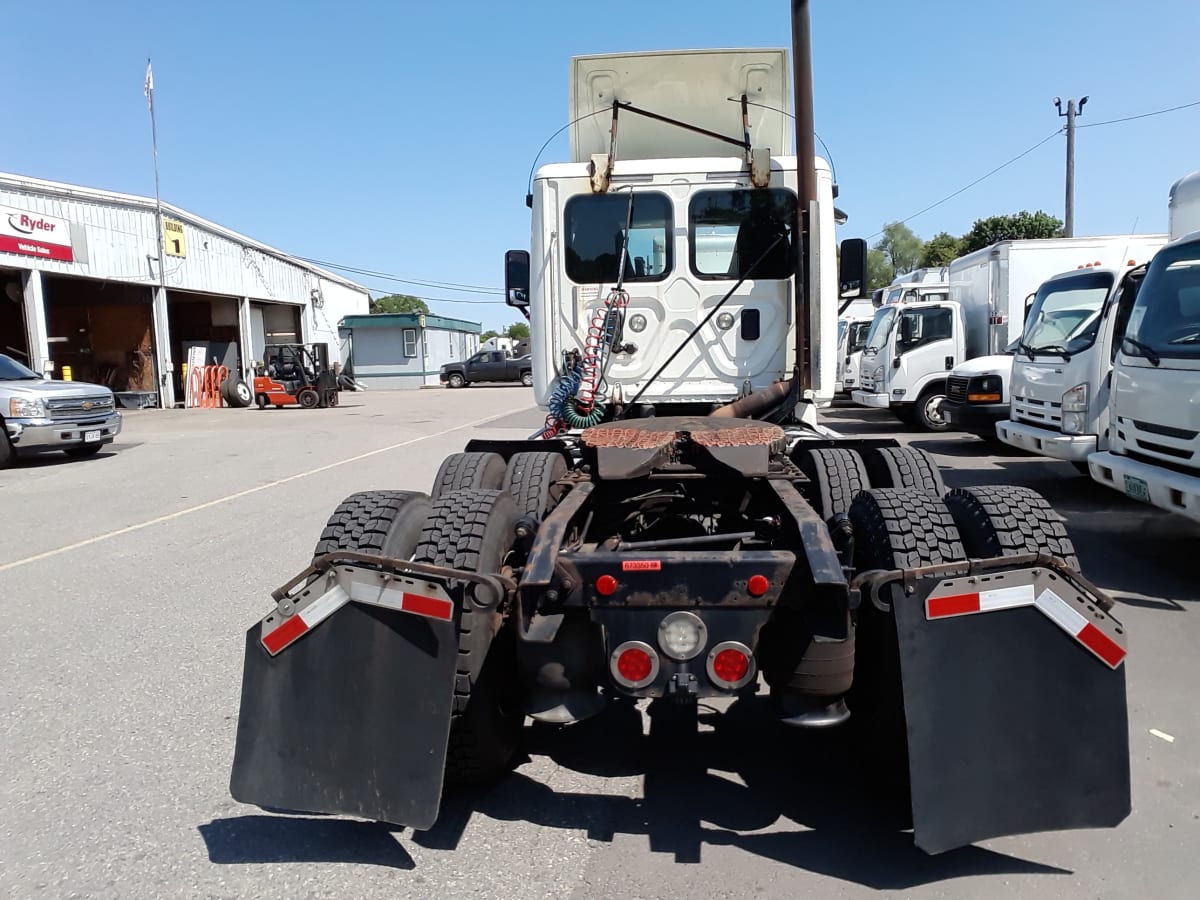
610 641 660 689
658 611 707 660
706 641 756 689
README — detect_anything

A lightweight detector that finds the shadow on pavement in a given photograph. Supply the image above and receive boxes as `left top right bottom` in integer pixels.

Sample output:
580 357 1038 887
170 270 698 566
198 814 414 869
411 698 1068 890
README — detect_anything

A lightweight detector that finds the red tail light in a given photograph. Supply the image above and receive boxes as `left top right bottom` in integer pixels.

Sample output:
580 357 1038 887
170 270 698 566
610 641 660 689
747 574 770 597
595 574 618 596
706 641 755 689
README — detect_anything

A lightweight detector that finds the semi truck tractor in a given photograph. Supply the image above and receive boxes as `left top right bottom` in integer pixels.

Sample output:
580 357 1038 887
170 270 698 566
228 2 1131 856
855 236 1165 431
1089 171 1200 520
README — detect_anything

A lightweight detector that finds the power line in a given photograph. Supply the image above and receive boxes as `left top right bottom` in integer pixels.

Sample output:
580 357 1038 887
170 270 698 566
299 256 503 294
867 129 1062 239
1077 98 1200 129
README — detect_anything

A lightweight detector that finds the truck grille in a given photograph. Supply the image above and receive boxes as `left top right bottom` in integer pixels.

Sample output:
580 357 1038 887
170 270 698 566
46 395 114 421
1012 394 1061 428
947 376 969 404
1119 416 1197 464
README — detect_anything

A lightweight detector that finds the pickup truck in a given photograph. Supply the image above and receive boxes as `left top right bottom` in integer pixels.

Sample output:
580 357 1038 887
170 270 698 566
439 351 532 388
1 353 122 468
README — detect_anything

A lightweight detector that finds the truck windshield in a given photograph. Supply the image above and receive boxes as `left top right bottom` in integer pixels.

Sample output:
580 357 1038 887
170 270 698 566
0 354 41 380
848 321 871 354
1123 241 1200 360
1022 271 1114 355
864 307 896 352
564 191 673 284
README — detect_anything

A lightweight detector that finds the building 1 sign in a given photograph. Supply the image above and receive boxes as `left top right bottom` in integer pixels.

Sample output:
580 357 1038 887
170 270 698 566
0 205 75 262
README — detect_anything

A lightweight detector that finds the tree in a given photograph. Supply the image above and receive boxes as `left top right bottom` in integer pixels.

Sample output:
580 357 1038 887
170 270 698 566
479 330 499 343
874 221 923 276
370 293 429 315
866 248 894 290
960 211 1064 254
506 322 530 340
919 231 964 268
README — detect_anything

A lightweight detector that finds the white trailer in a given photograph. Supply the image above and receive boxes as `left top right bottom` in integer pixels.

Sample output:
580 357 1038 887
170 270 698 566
855 237 1163 430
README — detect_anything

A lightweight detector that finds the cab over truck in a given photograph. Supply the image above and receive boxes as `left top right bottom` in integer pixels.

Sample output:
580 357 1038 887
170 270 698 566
440 350 533 388
1088 172 1200 519
229 2 1131 856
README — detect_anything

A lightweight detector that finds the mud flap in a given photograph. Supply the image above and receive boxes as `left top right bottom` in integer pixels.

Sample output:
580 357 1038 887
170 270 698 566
229 600 459 830
891 571 1130 854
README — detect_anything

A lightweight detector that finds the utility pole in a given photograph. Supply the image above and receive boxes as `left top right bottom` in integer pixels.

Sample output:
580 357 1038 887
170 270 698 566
1053 96 1088 237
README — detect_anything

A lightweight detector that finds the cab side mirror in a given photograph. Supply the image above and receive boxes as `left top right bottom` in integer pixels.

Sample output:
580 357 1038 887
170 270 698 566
838 238 868 299
504 250 530 309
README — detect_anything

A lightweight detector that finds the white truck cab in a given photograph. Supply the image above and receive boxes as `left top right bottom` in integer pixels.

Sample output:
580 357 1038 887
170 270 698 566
996 257 1162 464
1089 215 1200 520
835 298 876 395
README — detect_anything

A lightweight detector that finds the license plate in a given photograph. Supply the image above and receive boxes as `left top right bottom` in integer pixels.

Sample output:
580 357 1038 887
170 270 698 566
1123 474 1151 503
83 430 101 443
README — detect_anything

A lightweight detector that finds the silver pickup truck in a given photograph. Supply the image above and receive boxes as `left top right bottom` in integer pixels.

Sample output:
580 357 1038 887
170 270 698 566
1 353 122 468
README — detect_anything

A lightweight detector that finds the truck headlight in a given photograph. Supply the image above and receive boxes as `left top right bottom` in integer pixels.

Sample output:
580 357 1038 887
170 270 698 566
1062 383 1088 414
967 374 1003 403
1062 412 1085 435
9 397 47 418
872 365 884 380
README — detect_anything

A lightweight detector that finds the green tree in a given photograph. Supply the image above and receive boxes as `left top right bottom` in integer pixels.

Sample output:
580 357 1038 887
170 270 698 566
866 248 894 290
506 322 530 340
874 221 923 276
919 231 965 267
960 211 1065 254
370 293 429 314
479 329 499 343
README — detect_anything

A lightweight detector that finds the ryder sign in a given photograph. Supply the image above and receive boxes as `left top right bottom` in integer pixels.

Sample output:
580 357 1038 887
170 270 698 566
0 206 74 262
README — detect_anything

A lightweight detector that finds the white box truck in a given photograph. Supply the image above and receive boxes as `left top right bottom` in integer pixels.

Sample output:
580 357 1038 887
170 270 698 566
1089 171 1200 521
855 237 1164 430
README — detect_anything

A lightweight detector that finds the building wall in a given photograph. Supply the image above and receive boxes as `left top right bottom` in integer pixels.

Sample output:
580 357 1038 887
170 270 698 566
348 325 480 388
0 173 369 404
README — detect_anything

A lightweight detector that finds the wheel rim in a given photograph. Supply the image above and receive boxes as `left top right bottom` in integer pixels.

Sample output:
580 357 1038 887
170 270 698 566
236 383 252 404
450 375 464 387
923 394 948 427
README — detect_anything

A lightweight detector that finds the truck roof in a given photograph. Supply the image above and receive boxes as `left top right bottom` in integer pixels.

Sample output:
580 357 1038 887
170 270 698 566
569 49 792 162
533 154 829 182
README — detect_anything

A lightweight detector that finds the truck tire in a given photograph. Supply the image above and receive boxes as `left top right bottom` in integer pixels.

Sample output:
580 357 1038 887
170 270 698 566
862 446 945 497
222 376 254 408
520 370 533 387
503 451 568 519
915 384 950 432
847 488 966 808
413 488 523 785
447 372 466 388
943 485 1080 570
312 489 432 563
792 447 871 520
431 451 507 499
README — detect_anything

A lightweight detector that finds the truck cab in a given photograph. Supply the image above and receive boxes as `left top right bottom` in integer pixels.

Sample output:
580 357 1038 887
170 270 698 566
835 298 876 395
1090 229 1200 519
996 262 1154 464
853 288 956 429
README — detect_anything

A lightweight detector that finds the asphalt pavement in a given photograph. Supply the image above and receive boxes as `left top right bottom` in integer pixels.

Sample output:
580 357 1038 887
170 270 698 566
1 389 1196 899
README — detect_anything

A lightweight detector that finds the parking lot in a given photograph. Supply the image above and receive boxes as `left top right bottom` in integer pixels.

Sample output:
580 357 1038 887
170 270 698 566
1 388 1197 899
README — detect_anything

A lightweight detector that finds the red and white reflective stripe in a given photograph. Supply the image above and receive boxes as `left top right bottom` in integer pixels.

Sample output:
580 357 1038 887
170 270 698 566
927 584 1034 618
926 583 1126 669
397 591 453 621
262 588 347 654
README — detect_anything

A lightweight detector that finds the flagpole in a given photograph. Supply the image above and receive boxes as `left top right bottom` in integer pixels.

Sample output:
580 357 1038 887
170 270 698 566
146 57 166 288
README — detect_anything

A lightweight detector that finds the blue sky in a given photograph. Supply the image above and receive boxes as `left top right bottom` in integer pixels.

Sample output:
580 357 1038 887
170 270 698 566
2 0 1197 331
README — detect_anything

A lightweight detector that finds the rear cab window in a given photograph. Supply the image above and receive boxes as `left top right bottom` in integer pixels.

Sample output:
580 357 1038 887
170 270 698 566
689 188 797 280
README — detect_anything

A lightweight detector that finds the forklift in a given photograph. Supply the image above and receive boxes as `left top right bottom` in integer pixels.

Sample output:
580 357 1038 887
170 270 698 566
253 343 339 409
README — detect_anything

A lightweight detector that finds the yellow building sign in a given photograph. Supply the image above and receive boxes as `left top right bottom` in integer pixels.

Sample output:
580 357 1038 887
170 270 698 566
163 217 187 258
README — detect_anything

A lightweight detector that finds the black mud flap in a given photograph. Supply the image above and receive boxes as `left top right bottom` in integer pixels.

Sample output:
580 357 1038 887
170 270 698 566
891 571 1130 855
229 600 459 830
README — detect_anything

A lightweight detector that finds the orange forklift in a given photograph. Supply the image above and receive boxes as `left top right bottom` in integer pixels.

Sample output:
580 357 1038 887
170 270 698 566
253 343 339 409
